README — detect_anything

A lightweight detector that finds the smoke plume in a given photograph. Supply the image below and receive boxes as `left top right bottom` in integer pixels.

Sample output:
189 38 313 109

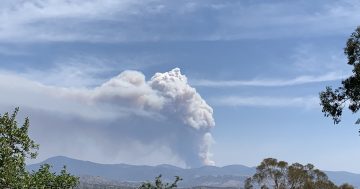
0 68 215 167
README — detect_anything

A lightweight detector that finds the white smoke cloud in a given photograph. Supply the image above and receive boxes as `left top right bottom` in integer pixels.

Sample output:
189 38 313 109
0 68 215 167
149 68 215 130
149 68 215 166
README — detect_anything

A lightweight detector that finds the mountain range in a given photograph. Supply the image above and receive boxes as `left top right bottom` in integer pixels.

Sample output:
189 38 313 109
27 156 360 188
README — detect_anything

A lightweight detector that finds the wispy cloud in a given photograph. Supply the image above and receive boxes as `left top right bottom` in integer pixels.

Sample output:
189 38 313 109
210 96 319 109
191 72 349 87
0 54 165 88
0 0 359 42
290 43 348 74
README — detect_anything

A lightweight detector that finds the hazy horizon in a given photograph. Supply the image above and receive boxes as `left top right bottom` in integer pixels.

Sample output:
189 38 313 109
29 155 360 175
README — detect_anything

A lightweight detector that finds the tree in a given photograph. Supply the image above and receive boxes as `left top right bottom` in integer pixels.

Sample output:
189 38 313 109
245 158 340 189
138 175 182 189
339 183 355 189
0 108 38 188
27 164 78 188
319 26 360 133
244 158 288 189
0 108 78 188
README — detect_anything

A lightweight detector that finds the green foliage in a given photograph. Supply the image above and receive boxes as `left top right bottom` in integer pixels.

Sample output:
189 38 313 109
339 183 355 189
0 108 78 188
319 26 360 132
0 108 38 188
138 175 182 189
245 158 350 189
28 164 78 189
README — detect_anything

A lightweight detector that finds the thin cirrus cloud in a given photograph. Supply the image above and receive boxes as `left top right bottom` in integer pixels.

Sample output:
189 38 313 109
191 72 349 87
2 55 165 88
0 0 359 42
210 96 319 109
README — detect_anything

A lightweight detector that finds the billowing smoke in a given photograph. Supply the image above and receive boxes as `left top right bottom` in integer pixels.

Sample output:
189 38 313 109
89 68 215 166
149 68 215 165
0 68 215 167
149 68 215 130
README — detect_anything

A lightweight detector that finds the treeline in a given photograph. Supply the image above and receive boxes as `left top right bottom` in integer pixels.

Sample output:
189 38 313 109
136 159 355 189
245 158 353 189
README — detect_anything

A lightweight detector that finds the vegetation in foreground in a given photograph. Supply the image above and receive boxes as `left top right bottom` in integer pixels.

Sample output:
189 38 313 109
139 175 182 189
245 158 353 189
0 108 78 188
320 26 360 133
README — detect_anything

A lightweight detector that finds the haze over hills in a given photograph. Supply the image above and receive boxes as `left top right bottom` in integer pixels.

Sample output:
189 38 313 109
27 156 360 188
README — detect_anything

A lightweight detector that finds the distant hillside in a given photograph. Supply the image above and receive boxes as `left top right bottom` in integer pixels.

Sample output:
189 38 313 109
27 156 360 188
325 171 360 188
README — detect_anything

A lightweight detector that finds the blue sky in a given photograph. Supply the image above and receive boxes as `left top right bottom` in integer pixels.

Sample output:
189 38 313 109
1 0 360 172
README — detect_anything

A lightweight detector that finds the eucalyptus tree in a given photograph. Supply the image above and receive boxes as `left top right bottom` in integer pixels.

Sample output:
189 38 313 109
245 158 340 189
320 26 360 133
